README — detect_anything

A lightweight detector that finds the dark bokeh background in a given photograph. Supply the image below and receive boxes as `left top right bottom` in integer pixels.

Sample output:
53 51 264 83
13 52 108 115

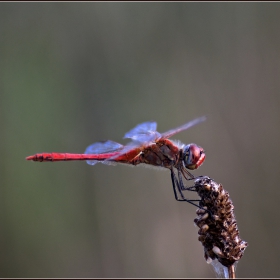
1 3 280 278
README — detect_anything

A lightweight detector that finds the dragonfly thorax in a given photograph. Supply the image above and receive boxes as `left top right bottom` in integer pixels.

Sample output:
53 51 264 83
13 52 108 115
182 144 205 170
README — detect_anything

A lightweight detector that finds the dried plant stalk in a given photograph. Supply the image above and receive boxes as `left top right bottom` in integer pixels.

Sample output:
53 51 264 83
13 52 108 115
192 176 248 278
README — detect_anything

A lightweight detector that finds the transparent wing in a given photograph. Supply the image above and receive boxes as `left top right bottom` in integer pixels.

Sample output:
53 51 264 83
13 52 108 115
161 116 206 139
85 140 123 154
103 141 142 165
124 121 160 143
85 140 124 166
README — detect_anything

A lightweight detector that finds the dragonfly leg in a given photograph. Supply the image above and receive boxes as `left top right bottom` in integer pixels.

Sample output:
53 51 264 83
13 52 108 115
170 168 201 208
179 172 206 192
171 168 185 200
183 186 197 192
178 169 188 191
177 170 198 192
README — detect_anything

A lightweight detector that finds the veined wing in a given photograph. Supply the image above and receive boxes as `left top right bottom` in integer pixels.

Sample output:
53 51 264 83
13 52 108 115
85 140 124 165
161 116 206 139
124 121 161 143
84 140 143 166
105 122 160 164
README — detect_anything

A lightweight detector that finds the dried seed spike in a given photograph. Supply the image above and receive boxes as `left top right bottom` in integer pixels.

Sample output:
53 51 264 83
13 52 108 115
201 212 209 221
196 208 206 214
212 246 224 258
212 215 220 221
240 241 248 249
198 235 205 242
193 176 248 274
204 184 211 191
200 224 209 233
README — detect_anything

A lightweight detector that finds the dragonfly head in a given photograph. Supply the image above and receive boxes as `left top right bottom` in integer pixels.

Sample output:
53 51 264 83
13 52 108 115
183 144 205 170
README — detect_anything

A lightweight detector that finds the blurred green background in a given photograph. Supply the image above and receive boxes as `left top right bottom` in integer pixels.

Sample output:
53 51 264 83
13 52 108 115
1 2 280 278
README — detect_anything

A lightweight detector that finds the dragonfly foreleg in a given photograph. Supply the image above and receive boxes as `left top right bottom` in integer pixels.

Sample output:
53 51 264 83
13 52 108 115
170 167 201 208
181 167 195 181
177 169 197 192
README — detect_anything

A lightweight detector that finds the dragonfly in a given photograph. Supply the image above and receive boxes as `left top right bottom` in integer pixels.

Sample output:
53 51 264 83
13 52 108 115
26 117 206 205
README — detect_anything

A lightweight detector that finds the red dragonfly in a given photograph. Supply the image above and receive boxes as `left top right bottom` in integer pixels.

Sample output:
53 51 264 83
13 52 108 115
26 117 206 205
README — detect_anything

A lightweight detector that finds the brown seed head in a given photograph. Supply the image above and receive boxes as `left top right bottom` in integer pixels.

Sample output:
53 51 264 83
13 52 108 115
193 176 248 268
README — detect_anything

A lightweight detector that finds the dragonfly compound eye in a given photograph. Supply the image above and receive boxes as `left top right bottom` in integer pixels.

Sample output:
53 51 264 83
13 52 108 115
183 144 205 170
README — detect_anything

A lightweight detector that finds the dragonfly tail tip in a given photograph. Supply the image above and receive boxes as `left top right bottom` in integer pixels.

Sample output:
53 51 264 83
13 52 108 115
26 155 34 161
